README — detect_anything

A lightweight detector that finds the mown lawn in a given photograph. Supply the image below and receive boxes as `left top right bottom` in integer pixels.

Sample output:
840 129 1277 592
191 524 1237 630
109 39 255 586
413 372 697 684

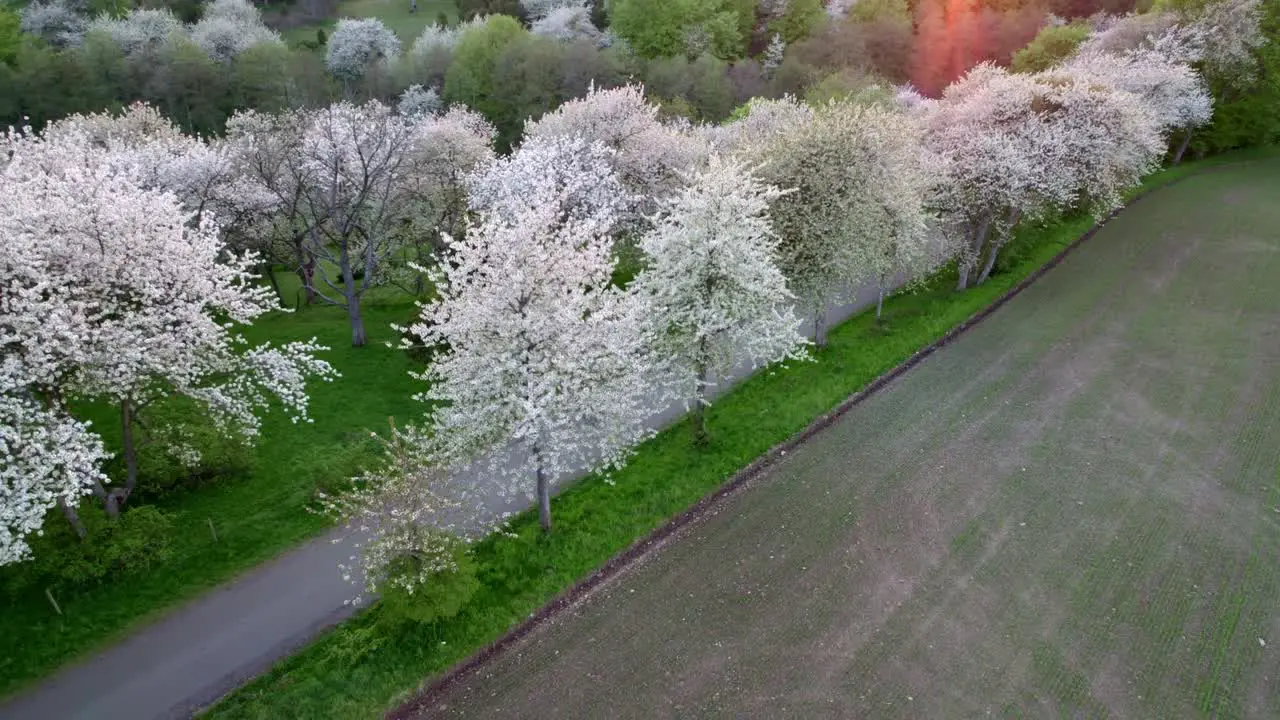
207 149 1280 720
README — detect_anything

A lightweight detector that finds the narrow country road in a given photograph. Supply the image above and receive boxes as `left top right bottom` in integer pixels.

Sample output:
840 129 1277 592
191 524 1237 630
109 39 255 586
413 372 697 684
0 281 892 719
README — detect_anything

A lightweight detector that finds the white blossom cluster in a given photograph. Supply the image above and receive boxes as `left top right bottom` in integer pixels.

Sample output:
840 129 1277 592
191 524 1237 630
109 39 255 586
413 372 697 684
631 158 810 415
520 0 584 20
921 63 1164 287
523 85 710 224
0 113 338 565
0 394 109 564
720 98 936 339
408 135 658 528
86 7 185 57
704 95 813 154
1066 48 1212 137
531 4 605 46
19 0 86 48
410 19 488 59
190 0 284 63
398 84 443 117
763 33 786 74
325 17 401 84
315 425 487 604
1081 0 1266 85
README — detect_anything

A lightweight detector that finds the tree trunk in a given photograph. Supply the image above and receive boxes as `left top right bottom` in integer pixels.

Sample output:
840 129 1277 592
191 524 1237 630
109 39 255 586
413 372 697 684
975 207 1022 287
59 498 87 539
975 243 1001 286
875 281 886 322
303 254 317 306
692 361 710 446
347 294 366 347
813 308 827 348
105 398 140 519
340 251 366 347
956 214 993 292
535 453 551 532
1173 128 1193 166
301 229 321 307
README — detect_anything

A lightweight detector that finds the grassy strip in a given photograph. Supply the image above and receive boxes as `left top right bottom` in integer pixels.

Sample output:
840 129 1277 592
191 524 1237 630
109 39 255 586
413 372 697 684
207 152 1274 719
0 304 423 698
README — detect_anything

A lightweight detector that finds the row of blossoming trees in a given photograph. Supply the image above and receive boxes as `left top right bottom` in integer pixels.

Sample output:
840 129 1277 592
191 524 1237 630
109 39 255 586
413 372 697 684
0 0 1264 603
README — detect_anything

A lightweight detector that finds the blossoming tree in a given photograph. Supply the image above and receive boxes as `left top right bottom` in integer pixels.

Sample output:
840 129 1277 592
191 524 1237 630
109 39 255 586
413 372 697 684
923 63 1163 290
630 158 809 443
1067 47 1213 163
0 119 337 559
724 98 935 343
406 136 654 531
521 85 710 226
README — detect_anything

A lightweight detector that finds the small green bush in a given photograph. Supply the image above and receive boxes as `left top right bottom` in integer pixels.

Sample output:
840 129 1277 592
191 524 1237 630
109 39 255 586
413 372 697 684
378 547 481 627
6 506 176 595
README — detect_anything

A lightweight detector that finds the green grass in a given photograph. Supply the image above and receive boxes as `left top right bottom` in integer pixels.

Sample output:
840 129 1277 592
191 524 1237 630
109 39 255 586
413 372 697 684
0 302 424 698
207 152 1280 719
279 0 458 48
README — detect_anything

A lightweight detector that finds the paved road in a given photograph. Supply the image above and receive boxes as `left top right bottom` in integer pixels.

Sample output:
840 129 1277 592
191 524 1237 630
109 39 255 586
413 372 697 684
0 282 891 719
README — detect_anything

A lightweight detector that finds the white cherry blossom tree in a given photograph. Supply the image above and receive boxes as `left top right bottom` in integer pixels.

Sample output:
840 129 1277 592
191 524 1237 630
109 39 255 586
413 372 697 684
86 8 183 57
406 136 653 531
19 0 86 48
316 421 486 604
727 99 935 344
705 95 812 157
924 64 1162 290
521 84 710 226
1 120 338 540
531 4 604 45
630 158 809 443
325 18 401 86
398 84 443 117
190 0 283 63
1067 47 1213 163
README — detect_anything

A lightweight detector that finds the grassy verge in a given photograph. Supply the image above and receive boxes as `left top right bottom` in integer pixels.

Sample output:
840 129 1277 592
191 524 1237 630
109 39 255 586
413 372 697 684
0 303 423 698
207 152 1276 719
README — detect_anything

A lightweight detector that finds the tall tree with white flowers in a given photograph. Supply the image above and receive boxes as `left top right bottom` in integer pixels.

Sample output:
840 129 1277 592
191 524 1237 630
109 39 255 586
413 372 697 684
923 63 1163 290
724 98 935 344
0 120 338 552
521 84 710 226
325 18 401 88
631 158 809 443
1066 47 1213 164
406 136 654 531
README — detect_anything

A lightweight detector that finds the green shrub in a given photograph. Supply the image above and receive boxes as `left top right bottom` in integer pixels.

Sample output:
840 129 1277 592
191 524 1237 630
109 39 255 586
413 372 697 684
1010 22 1091 74
119 398 252 501
378 547 481 627
6 506 176 594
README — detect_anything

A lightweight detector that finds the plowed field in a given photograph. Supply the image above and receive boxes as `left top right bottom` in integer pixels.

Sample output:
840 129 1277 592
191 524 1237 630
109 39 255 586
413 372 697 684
419 161 1280 719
